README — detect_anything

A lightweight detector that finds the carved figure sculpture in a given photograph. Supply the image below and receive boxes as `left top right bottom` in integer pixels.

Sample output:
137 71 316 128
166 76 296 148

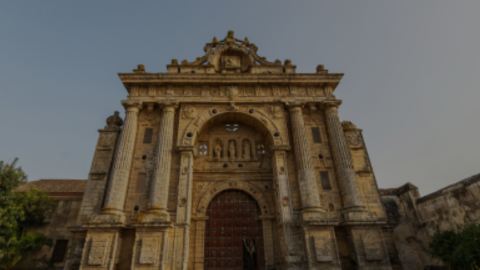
214 144 222 158
228 141 236 159
243 142 251 161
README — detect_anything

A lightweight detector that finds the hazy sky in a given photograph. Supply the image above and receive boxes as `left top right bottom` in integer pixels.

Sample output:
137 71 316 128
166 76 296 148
1 1 479 196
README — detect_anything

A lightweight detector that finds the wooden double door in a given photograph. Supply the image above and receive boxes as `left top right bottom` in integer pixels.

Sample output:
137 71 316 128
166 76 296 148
204 190 265 270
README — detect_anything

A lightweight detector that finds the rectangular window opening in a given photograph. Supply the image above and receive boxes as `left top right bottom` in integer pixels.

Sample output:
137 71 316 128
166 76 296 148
143 128 153 144
51 239 68 263
320 171 332 190
311 127 322 143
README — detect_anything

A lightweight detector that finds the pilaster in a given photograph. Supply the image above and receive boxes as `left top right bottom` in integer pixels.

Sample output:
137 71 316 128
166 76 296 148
172 146 195 270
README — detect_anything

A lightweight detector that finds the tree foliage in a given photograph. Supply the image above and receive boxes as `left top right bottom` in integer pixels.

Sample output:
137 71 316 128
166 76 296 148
0 158 55 235
0 158 55 269
428 223 480 269
0 229 53 270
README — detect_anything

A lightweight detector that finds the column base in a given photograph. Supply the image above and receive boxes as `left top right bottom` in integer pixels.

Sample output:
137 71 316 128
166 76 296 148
137 207 171 223
86 208 126 227
301 206 327 222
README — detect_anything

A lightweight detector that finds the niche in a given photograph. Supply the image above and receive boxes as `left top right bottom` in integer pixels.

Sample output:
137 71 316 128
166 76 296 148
213 138 223 159
242 139 253 162
227 139 237 160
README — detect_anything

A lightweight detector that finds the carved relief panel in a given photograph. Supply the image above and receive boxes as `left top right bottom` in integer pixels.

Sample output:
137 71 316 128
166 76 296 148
88 237 109 266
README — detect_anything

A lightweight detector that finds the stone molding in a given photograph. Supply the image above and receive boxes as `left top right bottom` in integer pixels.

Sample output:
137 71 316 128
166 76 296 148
196 181 272 217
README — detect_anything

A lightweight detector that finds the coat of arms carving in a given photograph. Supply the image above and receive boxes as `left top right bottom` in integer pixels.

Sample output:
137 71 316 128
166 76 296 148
183 106 196 118
270 106 284 118
227 85 239 100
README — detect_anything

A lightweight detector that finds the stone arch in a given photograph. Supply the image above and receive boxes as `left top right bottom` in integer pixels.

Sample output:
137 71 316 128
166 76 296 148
180 108 285 148
196 181 272 217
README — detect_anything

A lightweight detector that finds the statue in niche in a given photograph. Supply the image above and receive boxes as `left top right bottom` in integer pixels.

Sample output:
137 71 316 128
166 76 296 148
214 144 222 158
228 141 236 159
243 142 251 161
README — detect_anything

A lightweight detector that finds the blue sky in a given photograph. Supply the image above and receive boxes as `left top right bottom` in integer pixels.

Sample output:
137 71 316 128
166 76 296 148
1 1 479 195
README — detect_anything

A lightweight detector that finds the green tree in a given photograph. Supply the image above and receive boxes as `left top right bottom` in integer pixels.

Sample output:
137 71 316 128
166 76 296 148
0 229 53 270
428 223 480 269
0 158 55 235
0 158 55 269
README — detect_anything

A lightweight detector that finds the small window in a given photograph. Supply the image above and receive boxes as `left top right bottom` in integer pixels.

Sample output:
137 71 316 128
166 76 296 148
225 122 239 132
199 144 208 156
136 173 146 193
320 171 332 190
311 127 322 143
51 239 68 263
143 128 153 144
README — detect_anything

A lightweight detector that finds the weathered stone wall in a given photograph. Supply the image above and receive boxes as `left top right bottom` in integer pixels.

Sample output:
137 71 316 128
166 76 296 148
380 173 480 269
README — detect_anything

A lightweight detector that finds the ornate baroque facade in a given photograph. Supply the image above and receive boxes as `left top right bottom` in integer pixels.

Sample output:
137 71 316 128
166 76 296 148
64 31 397 270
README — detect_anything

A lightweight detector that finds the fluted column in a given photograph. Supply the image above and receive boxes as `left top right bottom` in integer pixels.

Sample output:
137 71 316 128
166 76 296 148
146 100 179 220
286 101 324 221
322 100 365 211
101 100 142 216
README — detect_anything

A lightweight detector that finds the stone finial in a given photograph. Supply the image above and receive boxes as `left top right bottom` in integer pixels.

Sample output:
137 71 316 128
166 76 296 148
274 60 282 66
212 37 219 45
181 60 189 66
341 121 358 131
133 64 145 73
243 37 250 45
284 59 292 66
227 30 234 38
105 111 123 131
171 59 178 66
316 65 324 72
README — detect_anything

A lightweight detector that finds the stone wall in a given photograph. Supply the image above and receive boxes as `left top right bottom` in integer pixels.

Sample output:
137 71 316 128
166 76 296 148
380 172 480 269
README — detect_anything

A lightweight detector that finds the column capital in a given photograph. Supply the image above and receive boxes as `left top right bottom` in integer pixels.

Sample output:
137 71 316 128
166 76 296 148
284 100 306 111
121 100 143 111
158 100 179 110
320 100 342 111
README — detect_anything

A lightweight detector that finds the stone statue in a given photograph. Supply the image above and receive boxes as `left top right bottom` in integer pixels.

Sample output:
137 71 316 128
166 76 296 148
214 144 222 158
243 142 251 161
228 141 236 159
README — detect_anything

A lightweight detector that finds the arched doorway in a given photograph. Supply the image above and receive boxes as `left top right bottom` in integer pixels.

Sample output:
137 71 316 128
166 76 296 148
204 190 265 270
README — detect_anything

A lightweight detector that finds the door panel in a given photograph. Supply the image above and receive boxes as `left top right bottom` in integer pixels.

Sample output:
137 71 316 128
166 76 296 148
205 190 265 270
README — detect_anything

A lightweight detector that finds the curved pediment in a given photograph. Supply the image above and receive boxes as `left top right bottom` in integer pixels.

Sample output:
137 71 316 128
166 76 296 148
166 31 296 74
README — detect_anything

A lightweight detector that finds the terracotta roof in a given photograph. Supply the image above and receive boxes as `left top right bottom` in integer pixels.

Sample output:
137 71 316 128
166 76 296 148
16 179 87 194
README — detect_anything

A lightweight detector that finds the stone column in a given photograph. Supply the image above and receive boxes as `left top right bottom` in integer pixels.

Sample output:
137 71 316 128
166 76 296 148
286 101 324 221
145 100 178 222
96 100 142 223
322 100 365 212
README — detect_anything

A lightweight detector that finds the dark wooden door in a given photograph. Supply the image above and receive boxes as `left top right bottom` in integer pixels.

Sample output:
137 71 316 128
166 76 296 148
205 190 265 270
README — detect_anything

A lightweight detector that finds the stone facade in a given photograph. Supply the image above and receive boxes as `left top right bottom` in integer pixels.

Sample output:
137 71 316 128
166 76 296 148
22 31 469 269
66 31 393 270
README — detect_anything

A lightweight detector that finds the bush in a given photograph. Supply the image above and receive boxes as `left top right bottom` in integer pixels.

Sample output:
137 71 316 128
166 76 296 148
428 223 480 269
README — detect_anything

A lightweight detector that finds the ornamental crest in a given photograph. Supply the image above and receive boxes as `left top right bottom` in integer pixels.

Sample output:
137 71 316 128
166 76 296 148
183 106 196 118
270 105 284 118
345 132 362 146
227 85 239 100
